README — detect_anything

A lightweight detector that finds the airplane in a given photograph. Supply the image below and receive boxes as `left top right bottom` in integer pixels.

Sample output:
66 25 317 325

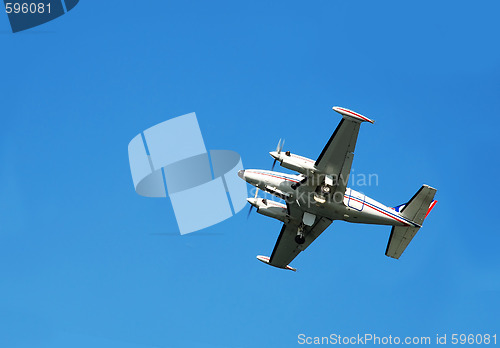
238 106 437 271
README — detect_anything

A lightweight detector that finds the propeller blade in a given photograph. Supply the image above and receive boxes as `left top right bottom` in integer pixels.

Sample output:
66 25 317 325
247 205 254 219
272 138 284 170
279 139 285 153
247 188 260 219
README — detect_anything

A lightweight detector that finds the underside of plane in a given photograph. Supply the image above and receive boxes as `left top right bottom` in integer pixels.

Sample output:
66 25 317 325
238 107 437 271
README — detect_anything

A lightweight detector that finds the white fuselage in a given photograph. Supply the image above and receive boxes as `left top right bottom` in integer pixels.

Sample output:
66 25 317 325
238 169 419 228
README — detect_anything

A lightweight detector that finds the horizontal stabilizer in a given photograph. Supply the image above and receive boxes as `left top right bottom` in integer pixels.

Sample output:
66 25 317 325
385 226 420 259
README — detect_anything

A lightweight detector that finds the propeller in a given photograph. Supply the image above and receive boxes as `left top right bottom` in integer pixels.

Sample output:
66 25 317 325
271 138 285 170
247 188 260 219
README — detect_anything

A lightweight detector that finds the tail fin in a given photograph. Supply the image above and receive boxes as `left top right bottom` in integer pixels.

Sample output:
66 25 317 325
385 185 437 259
424 199 438 219
400 185 437 226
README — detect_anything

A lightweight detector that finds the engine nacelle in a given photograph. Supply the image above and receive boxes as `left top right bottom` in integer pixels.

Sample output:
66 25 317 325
270 151 316 174
247 198 288 222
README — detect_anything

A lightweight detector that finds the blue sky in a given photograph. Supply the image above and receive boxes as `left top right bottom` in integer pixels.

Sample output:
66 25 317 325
1 1 499 347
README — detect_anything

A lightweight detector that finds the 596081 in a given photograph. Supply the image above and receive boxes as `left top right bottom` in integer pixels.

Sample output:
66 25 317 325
5 2 51 14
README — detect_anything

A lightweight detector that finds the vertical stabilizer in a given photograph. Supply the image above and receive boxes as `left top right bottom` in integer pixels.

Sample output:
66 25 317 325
385 185 437 259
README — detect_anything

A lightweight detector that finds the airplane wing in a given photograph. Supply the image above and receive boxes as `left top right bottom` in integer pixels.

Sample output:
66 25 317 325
267 203 333 270
258 108 372 270
314 107 374 195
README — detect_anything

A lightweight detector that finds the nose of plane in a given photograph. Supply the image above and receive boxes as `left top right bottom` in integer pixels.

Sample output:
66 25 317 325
238 169 245 179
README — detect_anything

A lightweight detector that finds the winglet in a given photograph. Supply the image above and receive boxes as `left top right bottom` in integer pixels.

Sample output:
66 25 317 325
333 106 375 124
256 255 296 271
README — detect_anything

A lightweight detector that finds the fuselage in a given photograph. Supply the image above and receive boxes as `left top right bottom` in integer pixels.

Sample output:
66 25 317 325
238 169 419 228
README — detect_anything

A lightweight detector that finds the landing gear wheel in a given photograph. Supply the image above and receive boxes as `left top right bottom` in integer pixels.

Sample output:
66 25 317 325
295 235 305 244
295 224 305 244
322 185 331 194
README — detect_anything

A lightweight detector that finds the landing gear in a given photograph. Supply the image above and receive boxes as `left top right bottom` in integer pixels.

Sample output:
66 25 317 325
313 184 332 204
295 225 305 244
320 174 335 195
295 234 305 244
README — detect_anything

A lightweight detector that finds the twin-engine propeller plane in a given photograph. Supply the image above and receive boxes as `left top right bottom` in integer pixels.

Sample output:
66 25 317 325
238 107 437 271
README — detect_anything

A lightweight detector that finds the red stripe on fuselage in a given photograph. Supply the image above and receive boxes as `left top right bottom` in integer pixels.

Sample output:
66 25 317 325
346 195 411 226
290 154 315 163
246 171 300 183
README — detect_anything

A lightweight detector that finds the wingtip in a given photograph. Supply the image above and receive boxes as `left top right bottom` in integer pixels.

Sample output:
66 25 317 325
256 255 296 271
332 106 375 124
